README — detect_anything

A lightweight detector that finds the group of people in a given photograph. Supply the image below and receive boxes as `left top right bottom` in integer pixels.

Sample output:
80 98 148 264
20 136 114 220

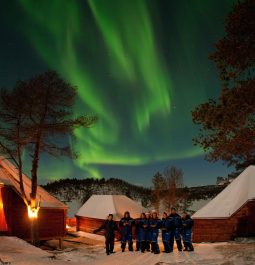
93 207 194 255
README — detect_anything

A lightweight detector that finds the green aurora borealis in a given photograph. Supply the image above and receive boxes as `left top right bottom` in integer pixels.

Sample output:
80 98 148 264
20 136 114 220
0 0 236 185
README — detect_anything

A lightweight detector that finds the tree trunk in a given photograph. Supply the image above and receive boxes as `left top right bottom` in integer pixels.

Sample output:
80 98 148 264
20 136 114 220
17 145 28 205
29 132 41 245
31 133 41 202
30 216 35 245
29 208 39 246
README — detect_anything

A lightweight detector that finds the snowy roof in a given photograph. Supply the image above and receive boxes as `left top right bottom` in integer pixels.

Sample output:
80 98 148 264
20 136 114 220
193 165 255 219
76 195 142 220
0 157 67 209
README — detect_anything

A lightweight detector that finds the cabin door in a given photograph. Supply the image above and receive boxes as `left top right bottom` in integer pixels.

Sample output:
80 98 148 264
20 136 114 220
248 202 255 235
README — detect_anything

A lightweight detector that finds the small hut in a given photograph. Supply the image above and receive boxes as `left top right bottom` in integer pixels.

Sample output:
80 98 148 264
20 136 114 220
192 165 255 242
76 195 142 234
0 157 67 245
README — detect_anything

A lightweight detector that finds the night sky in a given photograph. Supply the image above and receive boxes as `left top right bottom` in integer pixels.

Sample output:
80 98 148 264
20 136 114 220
0 0 237 187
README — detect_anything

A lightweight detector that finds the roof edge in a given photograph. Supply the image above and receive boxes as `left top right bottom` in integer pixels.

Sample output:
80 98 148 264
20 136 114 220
193 199 255 219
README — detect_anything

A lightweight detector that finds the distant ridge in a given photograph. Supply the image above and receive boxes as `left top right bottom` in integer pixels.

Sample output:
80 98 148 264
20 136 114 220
43 177 226 211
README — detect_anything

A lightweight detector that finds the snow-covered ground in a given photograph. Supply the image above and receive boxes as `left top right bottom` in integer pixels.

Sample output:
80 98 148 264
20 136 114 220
1 235 255 265
0 236 64 265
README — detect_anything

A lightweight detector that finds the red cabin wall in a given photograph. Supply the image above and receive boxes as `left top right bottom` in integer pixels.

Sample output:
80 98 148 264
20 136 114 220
76 216 121 239
1 186 66 240
76 216 110 235
66 217 76 227
193 200 255 242
0 186 8 233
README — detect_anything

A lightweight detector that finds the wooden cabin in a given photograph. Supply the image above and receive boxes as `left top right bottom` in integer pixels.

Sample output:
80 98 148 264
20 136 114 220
193 166 255 242
0 157 67 246
76 195 142 235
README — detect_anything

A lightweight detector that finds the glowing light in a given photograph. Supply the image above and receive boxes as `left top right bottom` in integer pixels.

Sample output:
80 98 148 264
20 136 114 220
0 186 4 209
27 205 39 219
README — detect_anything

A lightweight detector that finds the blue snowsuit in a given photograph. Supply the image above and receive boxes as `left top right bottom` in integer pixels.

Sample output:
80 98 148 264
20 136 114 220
182 215 194 251
168 213 183 251
149 218 161 254
135 218 143 251
161 218 171 252
119 217 134 251
140 218 151 252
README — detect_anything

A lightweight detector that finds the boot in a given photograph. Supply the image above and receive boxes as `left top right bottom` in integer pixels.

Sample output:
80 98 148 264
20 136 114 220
141 241 146 253
136 241 140 251
188 243 194 251
183 242 188 251
151 242 155 253
106 241 110 255
146 241 150 252
109 240 114 253
176 239 183 251
163 241 170 253
162 241 166 253
169 240 174 252
121 242 126 252
128 242 133 251
154 243 160 254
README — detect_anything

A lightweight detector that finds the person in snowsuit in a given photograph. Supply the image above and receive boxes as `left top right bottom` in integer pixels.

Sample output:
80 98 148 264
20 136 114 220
149 212 161 254
140 212 151 252
135 213 145 251
161 212 171 253
181 212 194 251
119 211 135 252
93 214 119 255
168 207 183 251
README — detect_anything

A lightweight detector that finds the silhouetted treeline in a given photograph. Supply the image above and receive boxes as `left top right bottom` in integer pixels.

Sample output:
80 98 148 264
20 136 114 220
43 177 152 208
43 178 227 210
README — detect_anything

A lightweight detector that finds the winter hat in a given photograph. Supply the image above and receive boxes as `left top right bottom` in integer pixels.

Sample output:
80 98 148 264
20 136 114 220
124 211 130 216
